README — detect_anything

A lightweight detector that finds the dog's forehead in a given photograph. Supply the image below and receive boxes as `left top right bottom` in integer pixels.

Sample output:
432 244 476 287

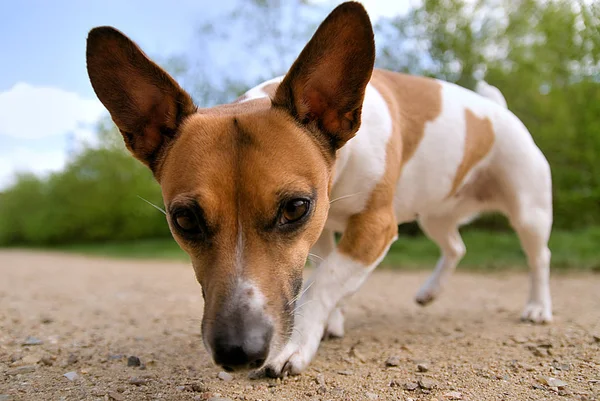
160 104 329 208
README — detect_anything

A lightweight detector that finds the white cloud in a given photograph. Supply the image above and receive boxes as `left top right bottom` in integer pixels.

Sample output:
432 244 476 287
0 83 105 140
0 147 67 189
0 83 106 190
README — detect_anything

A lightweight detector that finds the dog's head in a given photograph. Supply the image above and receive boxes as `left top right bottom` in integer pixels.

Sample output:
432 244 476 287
86 1 374 370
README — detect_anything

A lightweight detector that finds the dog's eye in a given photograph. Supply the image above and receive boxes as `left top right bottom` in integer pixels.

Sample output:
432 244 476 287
280 199 310 225
172 209 201 234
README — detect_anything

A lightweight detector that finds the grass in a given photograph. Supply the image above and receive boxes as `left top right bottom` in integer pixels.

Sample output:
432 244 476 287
40 227 600 272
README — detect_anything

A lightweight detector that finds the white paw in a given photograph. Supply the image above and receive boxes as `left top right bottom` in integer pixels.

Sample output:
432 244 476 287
254 342 312 378
521 302 552 323
415 280 441 306
323 307 345 339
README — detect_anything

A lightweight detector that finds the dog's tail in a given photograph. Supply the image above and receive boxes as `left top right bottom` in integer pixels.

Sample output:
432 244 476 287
475 81 508 108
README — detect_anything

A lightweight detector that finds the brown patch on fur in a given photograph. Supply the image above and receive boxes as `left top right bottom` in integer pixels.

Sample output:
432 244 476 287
448 109 496 197
338 70 443 265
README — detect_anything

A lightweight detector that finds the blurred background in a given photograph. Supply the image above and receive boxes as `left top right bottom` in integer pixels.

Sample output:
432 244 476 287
0 0 598 270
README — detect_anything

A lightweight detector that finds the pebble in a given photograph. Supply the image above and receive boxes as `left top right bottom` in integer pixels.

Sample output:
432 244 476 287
418 377 437 390
552 362 570 371
385 355 401 367
417 363 429 372
128 376 150 385
317 386 327 395
443 391 463 400
218 371 233 382
127 356 141 367
40 356 54 366
63 371 79 381
6 365 36 375
108 392 125 401
349 347 366 362
365 392 378 400
315 373 325 386
537 376 568 389
22 336 43 346
20 355 41 365
66 353 78 365
404 382 419 391
593 334 600 343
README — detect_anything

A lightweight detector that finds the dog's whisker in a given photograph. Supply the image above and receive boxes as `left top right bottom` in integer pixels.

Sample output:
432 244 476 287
137 195 166 215
292 299 315 315
329 192 364 204
308 253 324 262
287 280 315 306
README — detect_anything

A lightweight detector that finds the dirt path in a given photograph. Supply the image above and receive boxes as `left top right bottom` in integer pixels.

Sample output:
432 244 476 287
0 250 598 401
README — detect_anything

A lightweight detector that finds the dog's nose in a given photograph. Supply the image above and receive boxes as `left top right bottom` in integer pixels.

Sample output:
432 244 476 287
211 323 273 370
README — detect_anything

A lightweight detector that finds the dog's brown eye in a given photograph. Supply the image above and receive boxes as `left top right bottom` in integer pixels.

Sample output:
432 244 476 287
281 199 310 224
173 209 200 233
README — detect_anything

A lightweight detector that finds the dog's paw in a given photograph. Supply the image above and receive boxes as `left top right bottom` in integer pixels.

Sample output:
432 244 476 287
254 345 311 378
415 281 441 306
323 307 345 340
521 302 552 324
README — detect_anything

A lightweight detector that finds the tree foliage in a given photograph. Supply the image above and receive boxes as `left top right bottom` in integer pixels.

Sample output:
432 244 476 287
1 0 598 245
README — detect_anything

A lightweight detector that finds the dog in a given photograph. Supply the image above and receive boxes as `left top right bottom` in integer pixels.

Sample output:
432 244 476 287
86 1 553 377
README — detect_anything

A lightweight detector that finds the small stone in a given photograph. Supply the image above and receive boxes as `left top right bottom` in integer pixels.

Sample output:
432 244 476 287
417 363 429 372
512 336 528 344
40 315 53 324
518 362 535 371
537 376 568 389
22 336 43 346
317 386 327 395
40 356 54 366
20 355 41 365
129 377 150 385
5 365 36 375
418 377 437 390
90 389 105 397
337 370 353 376
389 379 402 387
190 383 207 392
552 362 570 371
127 356 141 367
63 371 79 381
108 392 125 401
217 371 233 381
593 334 600 343
67 353 78 365
365 392 378 400
315 373 325 386
385 355 401 367
176 386 186 391
349 347 366 362
443 391 463 400
404 382 419 391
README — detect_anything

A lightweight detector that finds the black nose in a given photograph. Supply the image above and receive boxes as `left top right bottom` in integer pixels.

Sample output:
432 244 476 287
212 324 272 370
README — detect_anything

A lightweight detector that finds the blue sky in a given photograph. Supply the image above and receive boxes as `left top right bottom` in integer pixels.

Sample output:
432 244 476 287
0 0 412 189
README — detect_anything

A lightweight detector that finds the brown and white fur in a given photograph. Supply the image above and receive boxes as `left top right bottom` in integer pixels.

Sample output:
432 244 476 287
86 1 552 378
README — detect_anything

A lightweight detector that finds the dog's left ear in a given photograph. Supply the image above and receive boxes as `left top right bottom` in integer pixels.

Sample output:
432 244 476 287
273 1 375 151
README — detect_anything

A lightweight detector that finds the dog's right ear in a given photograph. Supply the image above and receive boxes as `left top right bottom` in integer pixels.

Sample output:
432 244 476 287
86 27 196 173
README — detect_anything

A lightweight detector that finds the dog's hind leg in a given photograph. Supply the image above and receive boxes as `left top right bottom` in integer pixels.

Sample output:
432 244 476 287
509 203 553 323
415 215 466 306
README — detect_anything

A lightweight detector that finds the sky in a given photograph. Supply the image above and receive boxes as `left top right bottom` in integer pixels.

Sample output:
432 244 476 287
0 0 414 189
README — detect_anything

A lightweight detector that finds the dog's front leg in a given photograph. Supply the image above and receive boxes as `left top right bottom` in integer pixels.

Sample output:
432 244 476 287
260 208 398 377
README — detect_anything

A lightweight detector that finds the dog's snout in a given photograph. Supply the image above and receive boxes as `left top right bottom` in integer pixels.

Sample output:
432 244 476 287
211 319 273 370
